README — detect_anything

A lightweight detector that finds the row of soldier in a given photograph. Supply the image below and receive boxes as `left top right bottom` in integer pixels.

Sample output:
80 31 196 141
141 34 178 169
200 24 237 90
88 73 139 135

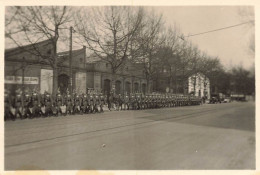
4 88 202 121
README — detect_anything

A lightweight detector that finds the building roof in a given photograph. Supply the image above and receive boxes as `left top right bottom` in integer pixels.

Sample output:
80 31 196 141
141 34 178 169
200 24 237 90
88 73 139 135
58 48 85 57
5 38 53 56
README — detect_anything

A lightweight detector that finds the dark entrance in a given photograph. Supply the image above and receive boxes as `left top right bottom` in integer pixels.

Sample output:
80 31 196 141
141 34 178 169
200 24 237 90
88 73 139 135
58 74 69 95
115 80 121 95
125 81 131 95
142 83 146 94
134 82 139 93
103 79 111 96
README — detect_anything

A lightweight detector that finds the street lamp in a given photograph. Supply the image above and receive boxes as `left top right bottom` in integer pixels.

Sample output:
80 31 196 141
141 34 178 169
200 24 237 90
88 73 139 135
22 57 26 95
69 26 76 93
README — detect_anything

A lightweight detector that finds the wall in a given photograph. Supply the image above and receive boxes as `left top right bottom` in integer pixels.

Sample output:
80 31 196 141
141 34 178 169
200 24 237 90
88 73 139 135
188 73 210 98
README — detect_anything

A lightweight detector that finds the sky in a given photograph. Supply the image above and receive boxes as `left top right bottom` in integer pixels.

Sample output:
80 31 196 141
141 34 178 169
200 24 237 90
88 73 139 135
5 6 255 70
153 6 255 70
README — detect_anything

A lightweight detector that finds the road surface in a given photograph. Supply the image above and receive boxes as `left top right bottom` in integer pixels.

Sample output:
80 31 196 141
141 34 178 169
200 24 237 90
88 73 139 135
5 101 255 170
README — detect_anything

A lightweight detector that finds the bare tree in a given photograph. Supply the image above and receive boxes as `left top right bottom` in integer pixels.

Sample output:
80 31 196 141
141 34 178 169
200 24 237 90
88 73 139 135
154 25 182 93
132 10 164 93
238 7 255 55
74 7 144 88
5 6 73 96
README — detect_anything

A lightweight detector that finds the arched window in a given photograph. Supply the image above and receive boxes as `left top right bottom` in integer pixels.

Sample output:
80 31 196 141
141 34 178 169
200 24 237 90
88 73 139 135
134 82 139 93
115 80 121 95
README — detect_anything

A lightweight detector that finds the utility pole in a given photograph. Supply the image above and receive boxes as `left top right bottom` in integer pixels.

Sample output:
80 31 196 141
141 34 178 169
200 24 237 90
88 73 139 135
22 57 25 95
69 26 73 93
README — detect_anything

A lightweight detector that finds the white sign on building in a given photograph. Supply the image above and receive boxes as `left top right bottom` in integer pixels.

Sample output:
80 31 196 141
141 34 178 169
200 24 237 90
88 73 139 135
40 69 53 94
75 72 86 93
5 76 39 84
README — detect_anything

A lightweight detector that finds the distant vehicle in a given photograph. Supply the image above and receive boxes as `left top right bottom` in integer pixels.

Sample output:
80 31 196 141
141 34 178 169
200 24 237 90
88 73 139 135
223 98 231 103
209 97 221 104
231 94 246 101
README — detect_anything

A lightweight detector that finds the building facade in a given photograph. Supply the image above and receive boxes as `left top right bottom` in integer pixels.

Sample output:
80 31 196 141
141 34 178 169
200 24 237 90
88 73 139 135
85 59 150 96
188 72 210 99
4 39 150 95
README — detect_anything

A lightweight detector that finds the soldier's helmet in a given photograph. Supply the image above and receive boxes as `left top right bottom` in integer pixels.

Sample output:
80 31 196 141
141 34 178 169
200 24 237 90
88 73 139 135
24 88 29 94
5 89 10 95
15 88 21 94
57 88 61 94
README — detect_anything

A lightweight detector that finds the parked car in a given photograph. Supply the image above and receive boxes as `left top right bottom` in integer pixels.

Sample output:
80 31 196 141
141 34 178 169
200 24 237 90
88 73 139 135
223 98 231 103
209 97 221 104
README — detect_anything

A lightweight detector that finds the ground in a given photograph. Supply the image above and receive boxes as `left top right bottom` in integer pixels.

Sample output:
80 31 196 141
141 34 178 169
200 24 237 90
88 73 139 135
5 101 255 170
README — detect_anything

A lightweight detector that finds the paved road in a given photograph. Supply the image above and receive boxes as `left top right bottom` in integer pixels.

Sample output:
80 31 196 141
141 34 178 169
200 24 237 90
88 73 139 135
5 102 255 170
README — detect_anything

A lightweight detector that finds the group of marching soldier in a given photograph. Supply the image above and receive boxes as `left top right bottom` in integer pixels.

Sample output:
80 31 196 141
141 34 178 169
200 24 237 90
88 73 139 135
4 88 202 121
108 93 202 111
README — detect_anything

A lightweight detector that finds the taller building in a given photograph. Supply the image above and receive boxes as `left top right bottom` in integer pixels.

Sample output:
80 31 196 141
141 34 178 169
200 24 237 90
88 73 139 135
4 39 150 95
188 72 210 99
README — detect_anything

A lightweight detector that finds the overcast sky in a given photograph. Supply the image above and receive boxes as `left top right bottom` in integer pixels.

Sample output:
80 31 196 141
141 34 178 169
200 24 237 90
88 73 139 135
5 6 254 70
153 6 254 70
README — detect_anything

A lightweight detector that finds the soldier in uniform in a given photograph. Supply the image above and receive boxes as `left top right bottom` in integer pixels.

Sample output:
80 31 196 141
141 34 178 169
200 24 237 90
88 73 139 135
14 89 24 119
55 89 64 116
94 93 100 113
107 92 113 111
100 93 105 113
89 93 94 113
42 91 53 117
124 93 130 110
23 89 32 119
4 89 15 121
136 93 140 110
73 91 82 114
81 92 89 114
65 90 74 115
118 94 123 111
113 94 119 111
150 95 154 108
30 88 42 118
129 93 134 110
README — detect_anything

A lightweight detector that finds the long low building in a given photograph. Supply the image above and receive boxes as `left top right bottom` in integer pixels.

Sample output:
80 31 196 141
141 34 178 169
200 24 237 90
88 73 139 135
5 39 151 96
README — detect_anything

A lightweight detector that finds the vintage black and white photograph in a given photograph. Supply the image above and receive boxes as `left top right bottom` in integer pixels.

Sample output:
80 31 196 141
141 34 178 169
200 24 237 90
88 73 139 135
3 5 255 170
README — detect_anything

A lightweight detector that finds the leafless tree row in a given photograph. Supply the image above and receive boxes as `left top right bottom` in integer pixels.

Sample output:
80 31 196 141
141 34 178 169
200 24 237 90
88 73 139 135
5 6 254 95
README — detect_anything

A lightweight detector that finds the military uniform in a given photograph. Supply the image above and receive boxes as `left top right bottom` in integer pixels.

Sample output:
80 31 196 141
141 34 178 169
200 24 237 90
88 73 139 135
23 91 32 118
74 93 82 114
94 94 100 113
14 90 24 119
124 94 130 110
89 94 94 113
82 93 89 113
100 93 105 112
4 90 15 121
42 92 53 117
55 91 63 115
30 90 42 118
65 92 73 115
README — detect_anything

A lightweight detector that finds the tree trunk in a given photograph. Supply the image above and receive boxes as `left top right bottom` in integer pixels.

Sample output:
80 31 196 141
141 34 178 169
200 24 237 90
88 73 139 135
146 77 150 93
52 27 58 97
111 70 116 94
53 62 58 97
